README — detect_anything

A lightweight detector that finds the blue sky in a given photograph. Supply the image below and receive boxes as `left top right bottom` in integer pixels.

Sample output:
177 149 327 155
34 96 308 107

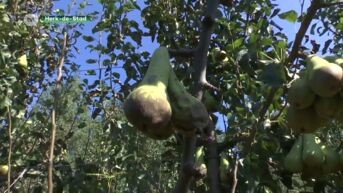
52 0 328 78
50 0 330 130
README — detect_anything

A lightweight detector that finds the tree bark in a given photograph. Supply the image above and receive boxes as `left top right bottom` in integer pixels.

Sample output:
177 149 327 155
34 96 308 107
172 1 222 193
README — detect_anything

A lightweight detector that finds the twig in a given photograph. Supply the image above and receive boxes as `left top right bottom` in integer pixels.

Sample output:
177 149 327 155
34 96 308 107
169 48 197 57
300 0 305 17
230 158 238 193
48 31 68 193
245 87 277 154
220 0 233 7
6 106 12 193
217 134 249 153
272 100 287 121
203 81 221 92
4 168 29 193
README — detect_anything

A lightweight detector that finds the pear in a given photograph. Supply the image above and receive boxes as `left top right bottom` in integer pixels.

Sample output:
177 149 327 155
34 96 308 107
333 100 343 123
18 54 28 69
339 150 343 170
287 77 316 109
0 165 8 175
202 91 220 112
321 146 340 174
124 47 174 140
314 95 341 119
285 106 328 133
302 164 323 179
324 55 343 66
284 134 304 173
306 55 343 97
15 54 28 77
285 106 302 133
168 70 209 135
302 133 325 167
336 59 343 67
195 146 207 177
220 157 230 183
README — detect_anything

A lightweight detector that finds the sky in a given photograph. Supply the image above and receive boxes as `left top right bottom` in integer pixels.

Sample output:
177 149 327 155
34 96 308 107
49 0 330 130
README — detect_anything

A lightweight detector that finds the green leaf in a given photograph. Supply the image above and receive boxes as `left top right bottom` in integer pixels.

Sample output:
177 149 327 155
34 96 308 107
82 35 95 42
86 70 96 75
259 63 287 88
322 39 332 54
232 38 244 49
0 96 11 108
278 10 298 23
86 59 97 64
78 122 87 128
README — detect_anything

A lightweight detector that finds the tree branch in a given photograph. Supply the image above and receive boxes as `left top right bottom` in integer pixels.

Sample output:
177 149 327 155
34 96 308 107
244 87 277 156
6 106 12 193
4 167 29 193
205 119 222 193
286 0 322 65
172 136 196 193
193 0 220 98
48 31 68 193
219 0 233 7
172 1 221 193
230 159 238 193
169 48 197 57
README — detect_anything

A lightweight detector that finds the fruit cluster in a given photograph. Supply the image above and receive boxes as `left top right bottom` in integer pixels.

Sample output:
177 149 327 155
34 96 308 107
285 54 343 176
286 55 343 133
123 47 209 140
285 133 343 177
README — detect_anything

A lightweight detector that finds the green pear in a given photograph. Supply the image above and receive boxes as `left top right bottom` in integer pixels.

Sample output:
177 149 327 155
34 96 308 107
0 165 8 175
324 55 343 66
339 90 343 98
302 164 323 179
284 135 304 173
168 70 209 135
314 95 341 119
195 146 207 177
285 106 328 133
339 150 343 170
333 99 343 122
302 133 325 167
321 146 340 174
287 77 316 109
18 54 28 69
124 47 174 140
220 157 230 183
202 91 220 112
306 55 343 97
